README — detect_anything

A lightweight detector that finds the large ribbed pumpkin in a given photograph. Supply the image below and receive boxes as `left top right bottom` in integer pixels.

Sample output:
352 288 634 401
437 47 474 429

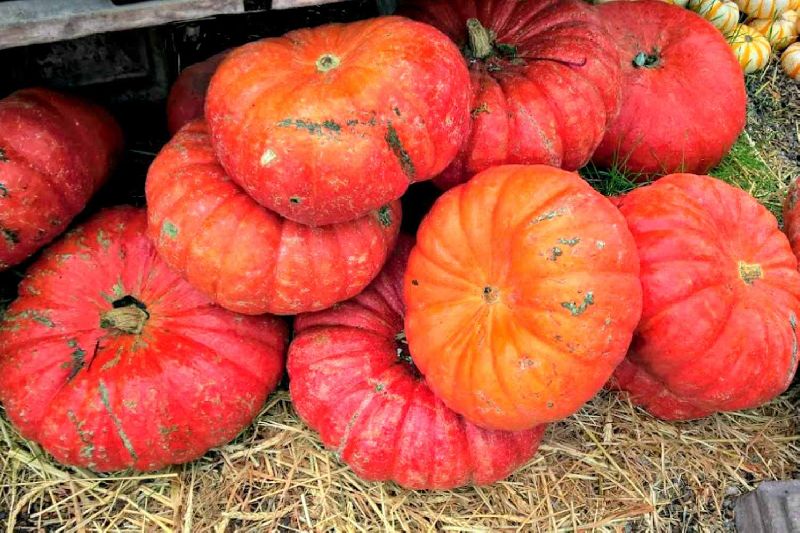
611 174 800 420
0 88 122 270
404 165 643 431
403 0 622 190
166 51 228 134
205 17 470 226
289 236 545 489
593 1 746 176
0 207 288 471
146 120 400 315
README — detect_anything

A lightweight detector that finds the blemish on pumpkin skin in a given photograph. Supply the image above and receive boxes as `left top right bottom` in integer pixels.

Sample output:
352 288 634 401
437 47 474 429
596 240 606 250
738 261 763 285
289 196 302 205
98 380 138 461
1 227 20 247
561 292 595 317
260 149 277 167
548 247 563 262
530 208 567 225
558 237 580 247
0 148 7 162
471 102 490 117
66 339 86 381
393 107 402 117
67 410 95 459
161 220 178 239
385 123 416 180
0 183 8 197
411 279 420 286
376 205 393 227
96 229 111 250
277 118 341 136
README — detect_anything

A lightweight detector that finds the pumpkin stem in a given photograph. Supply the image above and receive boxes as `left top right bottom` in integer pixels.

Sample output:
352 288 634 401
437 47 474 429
466 18 495 60
632 49 661 69
100 295 149 335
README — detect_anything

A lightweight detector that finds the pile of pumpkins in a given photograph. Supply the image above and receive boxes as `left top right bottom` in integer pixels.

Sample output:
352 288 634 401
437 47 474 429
598 0 800 78
0 0 797 490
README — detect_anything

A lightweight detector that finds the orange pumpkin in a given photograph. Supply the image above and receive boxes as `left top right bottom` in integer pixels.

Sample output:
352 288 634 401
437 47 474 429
206 17 471 226
403 165 643 431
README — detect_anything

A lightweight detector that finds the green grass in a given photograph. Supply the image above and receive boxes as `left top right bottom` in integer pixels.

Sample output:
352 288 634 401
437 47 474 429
581 133 789 220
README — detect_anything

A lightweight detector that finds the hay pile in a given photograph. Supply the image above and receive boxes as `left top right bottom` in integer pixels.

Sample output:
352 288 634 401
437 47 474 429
1 386 797 531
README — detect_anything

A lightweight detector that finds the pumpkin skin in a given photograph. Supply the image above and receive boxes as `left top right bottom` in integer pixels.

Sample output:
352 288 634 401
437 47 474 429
404 165 643 431
403 0 623 190
610 174 800 420
289 235 545 489
783 178 800 257
166 51 228 134
146 120 401 315
0 207 288 471
782 41 800 79
205 17 470 226
593 1 746 176
750 12 799 50
729 24 774 73
690 0 741 35
0 88 123 270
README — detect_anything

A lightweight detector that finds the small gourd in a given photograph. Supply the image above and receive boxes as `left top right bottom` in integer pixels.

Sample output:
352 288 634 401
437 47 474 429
729 24 773 72
750 11 799 49
691 0 741 34
782 41 800 79
735 0 791 19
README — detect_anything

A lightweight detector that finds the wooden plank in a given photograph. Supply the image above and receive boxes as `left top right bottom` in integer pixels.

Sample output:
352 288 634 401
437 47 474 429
0 0 245 50
272 0 350 9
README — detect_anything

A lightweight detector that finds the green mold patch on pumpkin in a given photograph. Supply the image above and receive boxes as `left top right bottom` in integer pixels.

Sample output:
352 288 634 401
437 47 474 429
377 205 393 227
66 339 86 381
385 123 416 180
1 227 20 247
737 261 763 285
471 103 490 117
4 309 55 328
0 183 8 197
96 229 111 250
67 410 95 460
98 380 138 461
561 292 595 317
161 220 179 240
530 208 567 225
289 196 302 205
277 118 342 136
558 237 581 247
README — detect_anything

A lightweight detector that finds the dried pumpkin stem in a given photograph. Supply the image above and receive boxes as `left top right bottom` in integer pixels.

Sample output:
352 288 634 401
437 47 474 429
100 296 149 335
466 18 495 60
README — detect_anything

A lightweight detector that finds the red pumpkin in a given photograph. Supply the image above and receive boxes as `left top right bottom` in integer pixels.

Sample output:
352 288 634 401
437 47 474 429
611 174 800 420
403 0 622 190
783 177 800 260
146 120 401 315
166 51 228 134
404 165 643 431
206 17 470 226
0 207 287 471
0 88 123 270
289 236 545 489
593 1 746 176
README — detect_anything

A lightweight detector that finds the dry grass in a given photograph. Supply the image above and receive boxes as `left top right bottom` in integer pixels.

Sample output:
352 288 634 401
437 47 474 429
1 388 797 532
